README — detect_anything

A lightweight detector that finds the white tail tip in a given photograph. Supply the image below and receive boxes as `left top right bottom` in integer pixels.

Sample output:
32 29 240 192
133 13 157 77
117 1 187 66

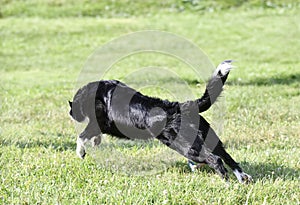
214 60 234 76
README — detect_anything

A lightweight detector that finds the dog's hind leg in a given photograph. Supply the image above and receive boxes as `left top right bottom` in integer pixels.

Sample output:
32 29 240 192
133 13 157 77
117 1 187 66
76 121 102 159
204 153 229 181
187 153 229 181
212 141 252 183
187 160 206 172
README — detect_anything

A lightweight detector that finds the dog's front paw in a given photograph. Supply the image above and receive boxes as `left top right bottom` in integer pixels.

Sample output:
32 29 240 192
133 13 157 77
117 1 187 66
76 146 86 159
76 138 86 159
233 170 253 184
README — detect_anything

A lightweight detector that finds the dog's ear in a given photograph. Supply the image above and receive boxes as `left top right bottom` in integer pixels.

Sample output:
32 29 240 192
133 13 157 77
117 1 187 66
68 101 72 108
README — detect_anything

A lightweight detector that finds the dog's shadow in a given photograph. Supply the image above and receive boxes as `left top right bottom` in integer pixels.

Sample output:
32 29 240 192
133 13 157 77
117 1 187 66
239 161 300 181
3 136 298 181
171 160 300 181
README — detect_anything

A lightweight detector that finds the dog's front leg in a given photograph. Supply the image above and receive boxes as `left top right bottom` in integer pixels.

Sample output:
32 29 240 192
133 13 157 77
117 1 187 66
76 121 101 159
76 134 102 159
76 137 86 159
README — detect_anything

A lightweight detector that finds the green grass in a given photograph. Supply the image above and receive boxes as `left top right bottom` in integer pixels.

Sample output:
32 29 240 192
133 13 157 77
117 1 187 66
1 2 300 204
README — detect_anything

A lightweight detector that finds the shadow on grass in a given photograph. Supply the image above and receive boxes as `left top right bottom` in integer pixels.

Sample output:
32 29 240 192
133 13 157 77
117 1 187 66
170 160 299 181
0 138 76 151
2 136 298 181
94 138 162 149
238 161 300 181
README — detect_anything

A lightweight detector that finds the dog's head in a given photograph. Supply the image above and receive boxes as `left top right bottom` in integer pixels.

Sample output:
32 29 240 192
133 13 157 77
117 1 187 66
68 100 73 116
68 100 86 122
69 82 101 123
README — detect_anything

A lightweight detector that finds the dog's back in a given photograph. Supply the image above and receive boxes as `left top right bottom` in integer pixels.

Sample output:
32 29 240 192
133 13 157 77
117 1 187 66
94 80 178 140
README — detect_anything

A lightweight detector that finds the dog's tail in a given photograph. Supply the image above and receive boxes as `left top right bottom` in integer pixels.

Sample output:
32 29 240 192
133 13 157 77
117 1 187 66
196 60 233 113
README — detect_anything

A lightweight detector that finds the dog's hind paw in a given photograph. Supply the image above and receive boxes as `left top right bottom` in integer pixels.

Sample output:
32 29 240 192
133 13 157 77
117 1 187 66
188 160 197 172
233 169 253 184
188 160 206 172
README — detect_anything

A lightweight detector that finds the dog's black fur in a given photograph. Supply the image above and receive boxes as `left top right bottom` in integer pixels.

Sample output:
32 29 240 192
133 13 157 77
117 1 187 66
69 61 252 183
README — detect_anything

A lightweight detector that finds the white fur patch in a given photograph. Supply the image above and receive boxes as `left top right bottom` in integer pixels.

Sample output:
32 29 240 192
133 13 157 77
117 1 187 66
214 61 233 76
76 135 102 159
233 169 252 183
76 137 86 159
233 169 243 182
188 161 197 172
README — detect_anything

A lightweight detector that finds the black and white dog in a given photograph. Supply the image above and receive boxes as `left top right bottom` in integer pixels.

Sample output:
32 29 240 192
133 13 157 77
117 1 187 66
69 60 252 183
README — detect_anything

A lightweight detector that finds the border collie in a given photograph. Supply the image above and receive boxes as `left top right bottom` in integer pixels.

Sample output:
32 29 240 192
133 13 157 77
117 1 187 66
69 60 252 183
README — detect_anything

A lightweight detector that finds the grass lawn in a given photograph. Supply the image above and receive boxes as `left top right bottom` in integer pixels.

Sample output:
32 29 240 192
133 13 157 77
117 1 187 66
1 2 300 204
